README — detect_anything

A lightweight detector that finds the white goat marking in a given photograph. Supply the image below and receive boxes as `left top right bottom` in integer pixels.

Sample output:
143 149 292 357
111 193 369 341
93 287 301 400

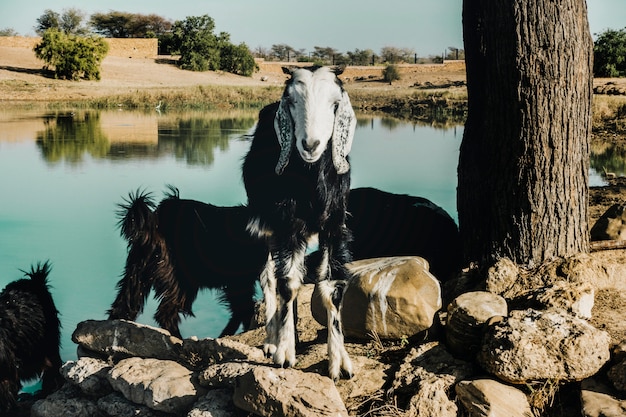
274 66 356 175
368 270 397 335
260 254 278 357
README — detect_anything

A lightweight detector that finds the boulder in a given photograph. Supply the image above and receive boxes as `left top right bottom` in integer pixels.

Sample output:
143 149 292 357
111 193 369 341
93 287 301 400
455 378 533 417
107 357 207 414
390 341 475 417
232 366 348 417
61 357 112 396
580 378 626 417
31 384 100 417
96 393 167 417
312 256 442 339
478 309 611 384
590 203 626 241
72 319 182 362
445 291 508 359
508 280 595 319
607 358 626 392
187 389 238 417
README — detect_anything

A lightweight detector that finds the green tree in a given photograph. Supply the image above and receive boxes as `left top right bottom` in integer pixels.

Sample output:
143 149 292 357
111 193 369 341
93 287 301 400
35 8 87 35
34 29 109 80
173 15 222 71
220 43 258 76
90 11 172 38
593 28 626 77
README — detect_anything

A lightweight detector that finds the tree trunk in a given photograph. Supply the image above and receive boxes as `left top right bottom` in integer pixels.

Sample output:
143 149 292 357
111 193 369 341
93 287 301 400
457 0 593 268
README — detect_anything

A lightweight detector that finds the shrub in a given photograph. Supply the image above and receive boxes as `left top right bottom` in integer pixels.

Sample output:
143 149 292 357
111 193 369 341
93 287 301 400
219 43 258 76
383 64 401 84
34 29 109 80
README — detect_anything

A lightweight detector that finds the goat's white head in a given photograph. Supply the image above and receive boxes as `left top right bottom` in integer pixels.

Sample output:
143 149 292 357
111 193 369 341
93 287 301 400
274 66 356 175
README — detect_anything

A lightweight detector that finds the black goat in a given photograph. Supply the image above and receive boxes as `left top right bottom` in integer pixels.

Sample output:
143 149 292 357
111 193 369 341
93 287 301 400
242 66 356 380
345 187 461 281
108 188 268 338
0 262 63 413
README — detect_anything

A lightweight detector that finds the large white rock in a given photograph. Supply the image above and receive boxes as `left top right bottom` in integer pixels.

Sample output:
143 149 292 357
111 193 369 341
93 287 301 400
312 256 442 339
456 378 533 417
478 309 611 384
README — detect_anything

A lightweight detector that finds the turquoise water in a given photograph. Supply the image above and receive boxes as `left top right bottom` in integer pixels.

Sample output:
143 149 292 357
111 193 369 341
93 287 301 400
0 109 462 369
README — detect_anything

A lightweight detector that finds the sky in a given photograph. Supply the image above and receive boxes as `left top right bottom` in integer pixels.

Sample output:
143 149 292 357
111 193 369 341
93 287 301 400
0 0 624 57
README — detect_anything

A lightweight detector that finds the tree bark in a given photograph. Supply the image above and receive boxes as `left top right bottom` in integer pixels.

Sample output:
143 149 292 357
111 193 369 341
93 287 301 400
457 0 593 268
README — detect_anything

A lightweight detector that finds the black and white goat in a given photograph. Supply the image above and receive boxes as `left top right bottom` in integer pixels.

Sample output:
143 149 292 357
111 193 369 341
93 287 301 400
242 66 356 380
108 188 268 338
0 262 63 413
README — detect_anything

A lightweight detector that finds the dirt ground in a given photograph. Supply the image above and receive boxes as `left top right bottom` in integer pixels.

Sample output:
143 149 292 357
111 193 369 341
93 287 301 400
2 45 626 415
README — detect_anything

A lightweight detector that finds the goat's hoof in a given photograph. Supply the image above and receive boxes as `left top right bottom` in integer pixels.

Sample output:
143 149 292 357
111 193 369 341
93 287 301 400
340 368 354 380
263 344 277 358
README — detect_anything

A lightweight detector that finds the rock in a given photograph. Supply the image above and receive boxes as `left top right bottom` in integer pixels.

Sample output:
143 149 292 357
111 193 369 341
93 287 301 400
445 291 508 359
61 357 112 396
181 336 267 370
509 281 595 319
96 392 167 417
198 361 258 387
31 384 100 417
232 366 348 417
580 378 626 417
390 341 475 417
485 258 520 296
590 203 626 241
455 378 533 417
187 389 238 417
312 256 442 339
607 358 626 392
72 319 183 362
107 357 207 414
478 309 611 384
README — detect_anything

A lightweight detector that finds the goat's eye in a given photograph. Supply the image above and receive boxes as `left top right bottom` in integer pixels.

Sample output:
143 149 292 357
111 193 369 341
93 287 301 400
333 101 340 112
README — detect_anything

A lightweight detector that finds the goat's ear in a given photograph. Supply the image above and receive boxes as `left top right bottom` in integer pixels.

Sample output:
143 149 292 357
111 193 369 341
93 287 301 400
331 91 356 175
282 66 297 76
273 95 294 175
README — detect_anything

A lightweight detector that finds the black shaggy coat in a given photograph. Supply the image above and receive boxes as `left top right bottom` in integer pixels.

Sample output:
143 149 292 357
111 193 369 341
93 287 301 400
0 262 63 413
108 189 268 338
242 102 353 265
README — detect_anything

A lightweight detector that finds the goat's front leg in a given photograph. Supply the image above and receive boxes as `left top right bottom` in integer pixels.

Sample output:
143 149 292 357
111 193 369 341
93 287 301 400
272 241 307 368
260 253 278 357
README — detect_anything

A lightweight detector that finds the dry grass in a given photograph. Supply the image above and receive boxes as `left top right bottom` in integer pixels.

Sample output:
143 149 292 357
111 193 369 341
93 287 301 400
592 94 626 132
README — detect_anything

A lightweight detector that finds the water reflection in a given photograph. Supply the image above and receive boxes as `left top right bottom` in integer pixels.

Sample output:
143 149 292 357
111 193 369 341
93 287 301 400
30 110 258 166
590 140 626 180
36 112 109 164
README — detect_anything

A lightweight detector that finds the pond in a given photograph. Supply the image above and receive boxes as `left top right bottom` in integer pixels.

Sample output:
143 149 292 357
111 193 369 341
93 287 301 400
0 108 463 371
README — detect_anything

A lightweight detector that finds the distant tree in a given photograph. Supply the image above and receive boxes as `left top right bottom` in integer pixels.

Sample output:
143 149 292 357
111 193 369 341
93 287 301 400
593 28 626 77
382 64 401 84
313 46 339 64
90 11 172 38
380 46 415 63
35 8 88 36
34 29 109 80
220 43 258 76
0 28 18 36
172 15 222 71
347 48 375 65
171 15 255 76
35 10 60 35
445 46 465 60
271 43 297 61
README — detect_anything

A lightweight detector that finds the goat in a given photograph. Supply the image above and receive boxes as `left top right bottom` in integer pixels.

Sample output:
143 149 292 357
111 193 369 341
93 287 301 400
0 261 63 413
107 187 268 338
242 66 356 380
328 187 462 282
